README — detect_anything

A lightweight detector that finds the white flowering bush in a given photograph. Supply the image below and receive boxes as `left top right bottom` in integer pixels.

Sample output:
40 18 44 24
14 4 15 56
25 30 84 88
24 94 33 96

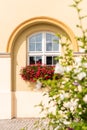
33 0 87 130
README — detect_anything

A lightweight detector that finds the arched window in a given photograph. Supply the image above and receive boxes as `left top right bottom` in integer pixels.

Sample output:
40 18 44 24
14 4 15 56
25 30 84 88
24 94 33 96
27 32 61 65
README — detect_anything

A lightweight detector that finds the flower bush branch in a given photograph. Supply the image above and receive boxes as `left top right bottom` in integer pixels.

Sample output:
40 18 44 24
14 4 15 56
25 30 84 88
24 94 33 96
33 0 87 130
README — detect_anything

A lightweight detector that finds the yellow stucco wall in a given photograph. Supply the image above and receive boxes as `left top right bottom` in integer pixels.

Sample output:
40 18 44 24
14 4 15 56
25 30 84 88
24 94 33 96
0 56 11 90
0 0 87 52
0 0 87 119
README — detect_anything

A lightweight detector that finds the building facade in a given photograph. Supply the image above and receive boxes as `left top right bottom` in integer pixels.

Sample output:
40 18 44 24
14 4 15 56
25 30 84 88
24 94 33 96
0 0 86 119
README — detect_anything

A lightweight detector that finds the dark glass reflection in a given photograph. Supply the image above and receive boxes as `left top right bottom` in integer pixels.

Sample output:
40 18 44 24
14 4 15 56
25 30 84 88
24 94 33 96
46 56 52 65
29 56 42 65
29 57 35 64
36 56 42 64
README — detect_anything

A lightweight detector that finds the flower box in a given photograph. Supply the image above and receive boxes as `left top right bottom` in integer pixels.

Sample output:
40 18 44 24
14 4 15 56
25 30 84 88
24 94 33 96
20 64 61 89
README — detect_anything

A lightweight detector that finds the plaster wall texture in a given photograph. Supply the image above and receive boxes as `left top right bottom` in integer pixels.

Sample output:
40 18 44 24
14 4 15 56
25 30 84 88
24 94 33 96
0 0 87 52
0 57 11 90
0 0 87 119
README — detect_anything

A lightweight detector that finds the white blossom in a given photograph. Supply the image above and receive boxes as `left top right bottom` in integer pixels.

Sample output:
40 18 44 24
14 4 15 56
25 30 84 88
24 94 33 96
64 93 69 98
83 63 87 68
54 63 64 74
83 94 87 103
77 72 86 80
63 99 78 112
80 48 85 52
59 92 69 101
78 85 82 92
63 120 70 125
58 110 63 115
54 126 60 130
74 67 82 74
64 66 72 72
63 102 71 109
59 94 65 100
75 57 82 66
78 104 81 108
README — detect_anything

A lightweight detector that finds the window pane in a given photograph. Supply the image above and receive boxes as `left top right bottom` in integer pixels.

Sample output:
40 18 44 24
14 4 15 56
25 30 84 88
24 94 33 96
46 33 52 41
29 36 35 42
46 56 52 65
52 35 59 42
36 43 42 51
36 33 42 42
29 56 35 64
36 56 42 64
53 43 59 51
53 35 59 51
46 33 52 51
46 42 52 51
29 43 35 51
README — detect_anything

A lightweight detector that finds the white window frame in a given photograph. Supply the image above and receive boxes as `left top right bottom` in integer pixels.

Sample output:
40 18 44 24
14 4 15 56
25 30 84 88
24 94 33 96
27 31 61 65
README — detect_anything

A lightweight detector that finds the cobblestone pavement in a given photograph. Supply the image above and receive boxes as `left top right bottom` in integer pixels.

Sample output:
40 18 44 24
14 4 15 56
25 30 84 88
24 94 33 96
0 118 39 130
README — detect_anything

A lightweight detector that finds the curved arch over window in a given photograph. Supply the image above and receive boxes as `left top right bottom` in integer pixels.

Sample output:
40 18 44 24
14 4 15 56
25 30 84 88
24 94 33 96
7 16 78 53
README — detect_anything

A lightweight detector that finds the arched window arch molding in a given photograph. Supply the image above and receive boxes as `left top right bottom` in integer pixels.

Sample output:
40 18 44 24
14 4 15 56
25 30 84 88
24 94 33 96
6 16 79 53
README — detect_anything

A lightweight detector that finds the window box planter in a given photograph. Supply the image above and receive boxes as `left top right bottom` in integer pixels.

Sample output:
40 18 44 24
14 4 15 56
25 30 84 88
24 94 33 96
20 64 61 90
